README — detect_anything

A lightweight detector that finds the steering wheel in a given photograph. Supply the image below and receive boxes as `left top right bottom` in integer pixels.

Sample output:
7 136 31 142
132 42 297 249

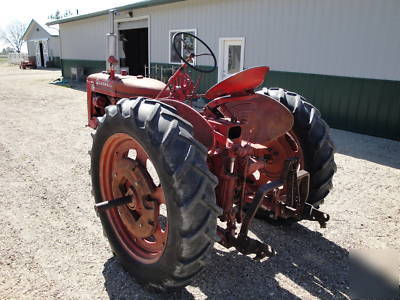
172 32 217 73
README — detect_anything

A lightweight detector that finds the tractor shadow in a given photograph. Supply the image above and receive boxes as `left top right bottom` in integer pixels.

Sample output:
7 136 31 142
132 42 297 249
102 257 195 299
191 220 398 299
331 129 400 169
101 219 397 299
191 220 350 299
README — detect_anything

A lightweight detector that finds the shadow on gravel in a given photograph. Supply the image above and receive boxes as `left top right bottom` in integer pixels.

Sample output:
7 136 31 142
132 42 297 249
29 67 61 72
331 129 400 169
101 219 397 299
49 79 87 92
102 257 195 300
101 220 350 299
192 221 350 299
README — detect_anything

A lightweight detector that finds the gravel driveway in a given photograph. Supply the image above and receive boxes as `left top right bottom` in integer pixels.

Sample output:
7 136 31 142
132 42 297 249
0 65 398 299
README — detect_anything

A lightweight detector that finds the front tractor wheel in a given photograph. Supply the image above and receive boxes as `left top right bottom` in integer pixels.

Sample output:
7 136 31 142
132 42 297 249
90 98 220 290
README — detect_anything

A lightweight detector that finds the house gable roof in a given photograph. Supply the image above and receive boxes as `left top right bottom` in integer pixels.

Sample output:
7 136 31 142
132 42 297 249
22 19 59 41
46 0 186 25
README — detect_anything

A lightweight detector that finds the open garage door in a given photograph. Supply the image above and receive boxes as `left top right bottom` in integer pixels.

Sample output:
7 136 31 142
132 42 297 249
118 18 149 76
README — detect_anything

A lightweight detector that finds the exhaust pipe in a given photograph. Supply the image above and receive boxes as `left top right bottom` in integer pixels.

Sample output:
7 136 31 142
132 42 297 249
107 9 118 76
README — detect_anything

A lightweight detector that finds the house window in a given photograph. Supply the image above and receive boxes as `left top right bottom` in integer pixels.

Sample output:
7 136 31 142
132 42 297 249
169 29 197 64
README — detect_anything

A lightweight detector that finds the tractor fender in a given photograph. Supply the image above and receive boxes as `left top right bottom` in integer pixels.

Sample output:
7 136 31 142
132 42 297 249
161 99 215 150
205 93 294 144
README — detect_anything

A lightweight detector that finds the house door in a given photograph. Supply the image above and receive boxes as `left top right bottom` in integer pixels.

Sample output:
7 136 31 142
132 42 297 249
39 42 45 67
219 38 245 81
35 41 42 67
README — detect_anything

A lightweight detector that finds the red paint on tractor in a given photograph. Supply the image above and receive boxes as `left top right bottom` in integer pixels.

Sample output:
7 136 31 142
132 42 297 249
204 66 269 99
86 73 170 128
161 99 215 150
205 93 293 144
88 31 333 289
87 72 169 99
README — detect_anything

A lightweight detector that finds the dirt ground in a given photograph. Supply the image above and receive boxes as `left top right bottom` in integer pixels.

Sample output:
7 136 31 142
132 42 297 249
0 64 398 299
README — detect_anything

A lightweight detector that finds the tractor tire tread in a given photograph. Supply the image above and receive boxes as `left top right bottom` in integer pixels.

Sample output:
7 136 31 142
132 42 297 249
259 87 336 205
91 97 220 290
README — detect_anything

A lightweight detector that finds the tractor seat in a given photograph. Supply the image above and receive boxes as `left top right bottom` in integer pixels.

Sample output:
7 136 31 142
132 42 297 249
204 66 269 100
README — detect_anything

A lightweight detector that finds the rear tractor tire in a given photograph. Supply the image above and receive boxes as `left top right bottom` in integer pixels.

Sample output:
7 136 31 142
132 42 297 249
257 88 337 220
90 97 221 290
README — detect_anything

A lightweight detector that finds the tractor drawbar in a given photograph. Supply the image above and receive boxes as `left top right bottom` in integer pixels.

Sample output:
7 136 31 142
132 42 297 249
94 196 133 216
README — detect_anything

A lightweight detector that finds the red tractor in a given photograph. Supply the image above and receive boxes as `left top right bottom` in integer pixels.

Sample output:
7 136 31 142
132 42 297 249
87 32 336 290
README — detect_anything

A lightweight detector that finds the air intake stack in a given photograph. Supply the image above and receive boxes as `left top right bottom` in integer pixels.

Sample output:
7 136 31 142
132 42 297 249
107 9 118 78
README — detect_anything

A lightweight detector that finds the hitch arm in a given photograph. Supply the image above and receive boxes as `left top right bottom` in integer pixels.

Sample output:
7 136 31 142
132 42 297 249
239 181 282 237
219 181 282 260
302 203 330 228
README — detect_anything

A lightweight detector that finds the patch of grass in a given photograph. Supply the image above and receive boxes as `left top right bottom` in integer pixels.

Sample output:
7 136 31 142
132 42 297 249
0 56 8 64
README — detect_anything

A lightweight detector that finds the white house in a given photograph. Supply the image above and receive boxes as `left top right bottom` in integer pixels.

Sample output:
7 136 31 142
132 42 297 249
46 0 400 140
22 19 61 67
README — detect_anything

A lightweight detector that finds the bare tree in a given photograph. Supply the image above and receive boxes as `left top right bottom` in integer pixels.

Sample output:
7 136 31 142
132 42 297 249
48 9 76 20
0 21 27 53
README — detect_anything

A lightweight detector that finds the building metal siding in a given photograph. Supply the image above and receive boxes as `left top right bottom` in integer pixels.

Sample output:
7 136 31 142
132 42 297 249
48 37 61 58
146 63 400 140
264 71 400 140
143 0 400 81
61 59 105 78
59 0 400 80
57 0 400 140
60 15 108 60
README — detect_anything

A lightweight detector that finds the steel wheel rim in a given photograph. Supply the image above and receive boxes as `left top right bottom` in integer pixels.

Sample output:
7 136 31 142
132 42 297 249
99 133 168 264
263 131 304 180
258 131 305 210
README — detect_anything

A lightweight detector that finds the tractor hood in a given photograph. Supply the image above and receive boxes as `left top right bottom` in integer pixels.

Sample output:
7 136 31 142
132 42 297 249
87 73 169 98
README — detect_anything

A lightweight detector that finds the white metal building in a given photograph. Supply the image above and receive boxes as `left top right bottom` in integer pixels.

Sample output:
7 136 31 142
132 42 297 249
23 19 61 67
47 0 400 140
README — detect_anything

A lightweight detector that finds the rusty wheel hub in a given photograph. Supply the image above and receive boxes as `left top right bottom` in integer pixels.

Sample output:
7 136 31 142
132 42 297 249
112 159 158 238
100 133 168 263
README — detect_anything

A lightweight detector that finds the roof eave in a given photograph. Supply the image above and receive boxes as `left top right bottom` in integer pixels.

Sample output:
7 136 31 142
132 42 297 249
46 0 185 26
23 19 59 40
22 19 35 41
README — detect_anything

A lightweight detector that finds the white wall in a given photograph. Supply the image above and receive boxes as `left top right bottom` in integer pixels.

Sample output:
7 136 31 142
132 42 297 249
60 15 108 60
28 23 51 40
26 22 60 59
27 41 36 57
143 0 400 81
59 0 400 81
48 36 60 57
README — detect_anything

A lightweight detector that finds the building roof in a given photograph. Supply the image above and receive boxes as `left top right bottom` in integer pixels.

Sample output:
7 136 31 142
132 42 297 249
46 0 186 25
22 19 59 41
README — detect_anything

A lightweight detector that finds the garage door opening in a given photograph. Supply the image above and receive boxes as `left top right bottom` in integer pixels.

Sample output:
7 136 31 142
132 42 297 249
119 27 148 76
39 42 45 67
